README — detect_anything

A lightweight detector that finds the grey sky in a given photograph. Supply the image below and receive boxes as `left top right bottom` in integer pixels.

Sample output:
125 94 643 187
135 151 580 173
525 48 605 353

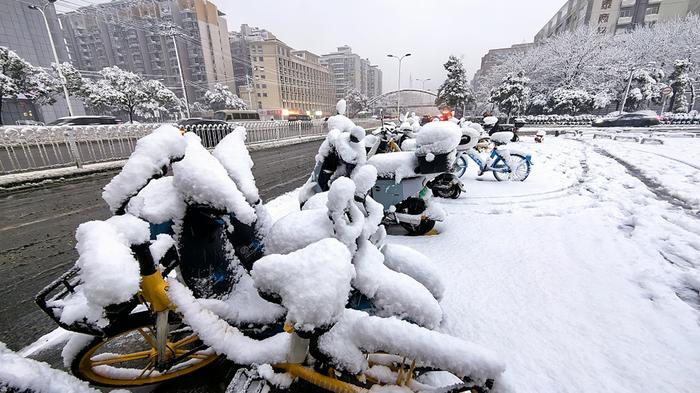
219 0 566 93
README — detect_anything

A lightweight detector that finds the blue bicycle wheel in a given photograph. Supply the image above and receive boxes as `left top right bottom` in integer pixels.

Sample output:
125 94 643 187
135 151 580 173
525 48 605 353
452 155 468 178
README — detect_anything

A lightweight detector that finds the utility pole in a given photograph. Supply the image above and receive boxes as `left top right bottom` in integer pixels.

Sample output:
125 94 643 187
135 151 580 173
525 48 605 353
28 0 74 117
165 28 190 118
619 67 635 114
387 53 411 117
245 74 253 107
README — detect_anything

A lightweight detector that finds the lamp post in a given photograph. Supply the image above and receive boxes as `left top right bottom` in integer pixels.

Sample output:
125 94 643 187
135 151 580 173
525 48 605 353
387 53 411 117
415 78 431 91
165 28 191 118
28 0 74 117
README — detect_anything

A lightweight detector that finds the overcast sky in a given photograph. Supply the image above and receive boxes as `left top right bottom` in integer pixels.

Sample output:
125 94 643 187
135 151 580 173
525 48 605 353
219 0 566 93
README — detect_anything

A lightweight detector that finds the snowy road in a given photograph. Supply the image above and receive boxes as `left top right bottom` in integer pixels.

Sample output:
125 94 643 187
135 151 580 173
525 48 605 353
0 140 322 352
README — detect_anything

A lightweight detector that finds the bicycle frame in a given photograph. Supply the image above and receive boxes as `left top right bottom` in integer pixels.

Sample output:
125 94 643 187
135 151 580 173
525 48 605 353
464 148 511 174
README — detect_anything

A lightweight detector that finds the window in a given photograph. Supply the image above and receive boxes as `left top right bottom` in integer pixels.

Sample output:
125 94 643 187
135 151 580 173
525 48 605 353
598 14 609 23
601 0 612 9
262 93 267 97
262 84 267 88
619 8 633 18
646 5 659 15
597 26 607 34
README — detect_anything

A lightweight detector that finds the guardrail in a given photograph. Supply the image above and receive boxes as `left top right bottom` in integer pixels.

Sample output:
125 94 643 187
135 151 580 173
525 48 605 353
0 119 382 175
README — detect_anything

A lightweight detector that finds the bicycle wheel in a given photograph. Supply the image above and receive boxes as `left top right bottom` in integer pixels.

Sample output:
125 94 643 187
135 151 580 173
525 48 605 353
452 155 468 178
72 312 219 387
492 154 530 182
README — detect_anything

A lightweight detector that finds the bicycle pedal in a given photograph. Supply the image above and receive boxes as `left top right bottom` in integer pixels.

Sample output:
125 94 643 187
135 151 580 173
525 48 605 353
225 368 269 393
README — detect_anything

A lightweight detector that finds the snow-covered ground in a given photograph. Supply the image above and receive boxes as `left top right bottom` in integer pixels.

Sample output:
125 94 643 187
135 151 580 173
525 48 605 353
15 135 700 392
390 136 700 392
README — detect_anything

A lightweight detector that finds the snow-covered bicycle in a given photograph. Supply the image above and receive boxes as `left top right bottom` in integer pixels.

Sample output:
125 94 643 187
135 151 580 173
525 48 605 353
453 131 532 182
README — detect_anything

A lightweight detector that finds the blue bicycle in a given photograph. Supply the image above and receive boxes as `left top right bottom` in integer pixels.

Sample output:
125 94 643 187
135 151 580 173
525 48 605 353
453 132 532 182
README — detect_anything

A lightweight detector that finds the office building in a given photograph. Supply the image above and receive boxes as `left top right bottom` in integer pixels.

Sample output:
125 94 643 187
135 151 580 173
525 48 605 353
229 24 276 98
59 0 234 103
321 46 381 100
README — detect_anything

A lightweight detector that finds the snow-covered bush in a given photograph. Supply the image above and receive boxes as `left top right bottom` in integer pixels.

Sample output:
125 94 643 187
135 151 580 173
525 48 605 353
203 83 247 111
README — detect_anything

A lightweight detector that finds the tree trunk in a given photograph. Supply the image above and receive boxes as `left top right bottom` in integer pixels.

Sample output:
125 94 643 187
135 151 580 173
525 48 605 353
128 105 133 123
689 83 696 113
0 93 4 125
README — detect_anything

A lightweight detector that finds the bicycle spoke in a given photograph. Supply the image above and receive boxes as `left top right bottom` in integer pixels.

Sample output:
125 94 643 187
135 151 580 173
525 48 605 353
137 360 156 379
172 334 199 348
90 350 152 366
137 328 158 349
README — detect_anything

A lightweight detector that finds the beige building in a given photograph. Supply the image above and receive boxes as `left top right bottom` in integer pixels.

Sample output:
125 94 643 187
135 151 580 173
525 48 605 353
247 38 334 119
535 0 700 41
60 0 235 103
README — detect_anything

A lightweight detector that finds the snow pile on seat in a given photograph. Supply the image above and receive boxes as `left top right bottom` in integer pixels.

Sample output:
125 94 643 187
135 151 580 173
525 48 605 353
327 99 356 132
197 272 285 325
326 178 365 252
213 127 259 205
252 238 354 332
352 240 442 328
172 133 256 225
401 138 417 151
0 342 108 393
416 121 461 156
381 244 445 301
57 215 147 328
102 125 185 213
367 151 418 182
168 279 290 364
126 177 186 225
264 208 333 255
317 309 504 384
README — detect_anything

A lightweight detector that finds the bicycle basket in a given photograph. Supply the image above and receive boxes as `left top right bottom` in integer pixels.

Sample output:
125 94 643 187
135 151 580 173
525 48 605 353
35 266 138 337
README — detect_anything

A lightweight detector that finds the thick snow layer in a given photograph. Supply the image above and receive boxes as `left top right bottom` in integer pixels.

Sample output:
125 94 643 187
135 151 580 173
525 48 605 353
149 233 175 264
57 217 144 327
252 238 354 332
264 208 333 255
351 163 378 197
352 240 442 328
415 121 461 156
327 113 356 133
102 125 185 213
172 133 256 225
381 244 445 301
0 342 106 393
316 309 504 384
126 176 186 225
167 279 291 364
326 177 365 251
367 151 418 182
212 127 261 205
394 137 700 392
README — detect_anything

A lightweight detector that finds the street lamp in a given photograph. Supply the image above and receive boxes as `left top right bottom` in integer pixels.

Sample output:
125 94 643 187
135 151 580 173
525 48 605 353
415 78 431 91
28 0 74 117
387 53 411 117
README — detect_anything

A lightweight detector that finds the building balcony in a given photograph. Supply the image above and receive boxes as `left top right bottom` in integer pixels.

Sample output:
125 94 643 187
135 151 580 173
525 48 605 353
644 13 659 23
617 16 633 25
621 0 636 7
647 0 661 3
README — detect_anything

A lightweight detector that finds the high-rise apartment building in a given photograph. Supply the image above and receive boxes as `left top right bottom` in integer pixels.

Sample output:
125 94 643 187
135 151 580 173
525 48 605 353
229 24 275 98
535 0 700 41
367 65 383 98
59 0 234 103
0 0 84 124
246 38 334 118
472 43 535 84
320 46 382 100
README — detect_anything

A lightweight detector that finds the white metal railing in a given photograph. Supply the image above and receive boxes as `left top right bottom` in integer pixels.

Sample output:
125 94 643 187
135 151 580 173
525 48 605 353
0 119 382 175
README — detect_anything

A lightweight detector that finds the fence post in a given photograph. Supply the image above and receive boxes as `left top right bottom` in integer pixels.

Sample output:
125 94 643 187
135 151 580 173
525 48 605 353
64 127 83 169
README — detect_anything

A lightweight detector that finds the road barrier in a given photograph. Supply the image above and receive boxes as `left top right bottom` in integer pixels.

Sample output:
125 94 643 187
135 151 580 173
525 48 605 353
0 119 383 175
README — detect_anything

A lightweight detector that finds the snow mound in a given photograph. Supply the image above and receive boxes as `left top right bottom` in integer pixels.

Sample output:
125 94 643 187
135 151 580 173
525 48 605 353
126 177 186 225
264 208 333 255
252 238 354 332
212 127 260 205
168 279 291 365
172 133 256 225
327 177 365 251
351 165 378 197
367 151 418 182
353 240 442 328
0 342 106 393
316 309 505 384
381 244 445 301
416 121 461 156
102 125 185 213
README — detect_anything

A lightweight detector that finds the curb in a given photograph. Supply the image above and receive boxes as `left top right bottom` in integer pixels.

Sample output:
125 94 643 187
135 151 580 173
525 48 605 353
0 135 326 192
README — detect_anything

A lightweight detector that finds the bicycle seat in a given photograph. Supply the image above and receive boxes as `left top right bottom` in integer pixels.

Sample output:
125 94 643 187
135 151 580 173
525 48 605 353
490 131 514 145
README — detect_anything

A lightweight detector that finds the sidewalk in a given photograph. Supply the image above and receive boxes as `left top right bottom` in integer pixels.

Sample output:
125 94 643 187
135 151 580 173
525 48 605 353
0 134 325 191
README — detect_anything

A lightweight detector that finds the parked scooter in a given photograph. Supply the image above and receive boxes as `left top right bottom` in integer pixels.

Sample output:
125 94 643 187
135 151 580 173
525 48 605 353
535 130 546 143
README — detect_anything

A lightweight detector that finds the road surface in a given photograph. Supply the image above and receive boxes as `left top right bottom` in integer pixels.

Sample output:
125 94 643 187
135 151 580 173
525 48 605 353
0 140 321 352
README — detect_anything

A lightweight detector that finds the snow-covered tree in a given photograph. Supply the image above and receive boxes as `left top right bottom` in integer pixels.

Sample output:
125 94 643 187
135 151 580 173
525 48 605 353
52 62 88 97
549 88 594 115
203 83 247 111
344 89 368 117
0 46 59 124
623 68 666 111
135 79 181 120
668 59 691 113
489 71 529 120
435 55 474 117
